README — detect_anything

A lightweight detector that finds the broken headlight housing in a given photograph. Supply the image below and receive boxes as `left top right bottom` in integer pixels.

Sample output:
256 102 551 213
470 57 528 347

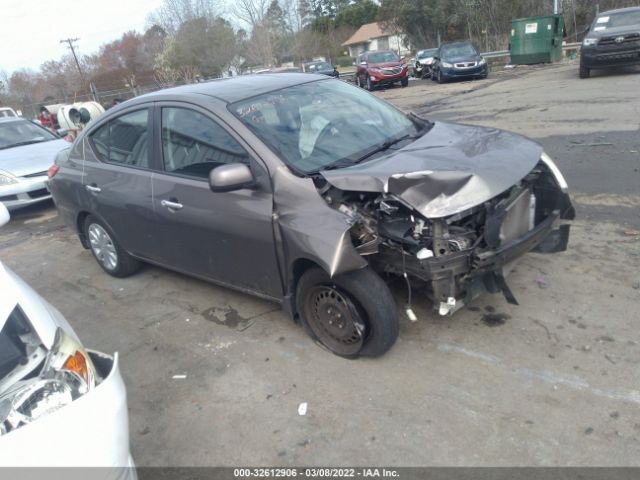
0 172 18 186
0 328 97 436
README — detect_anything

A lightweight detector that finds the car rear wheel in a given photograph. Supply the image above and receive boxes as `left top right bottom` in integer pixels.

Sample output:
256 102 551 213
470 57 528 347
84 215 140 278
296 266 398 358
579 64 590 78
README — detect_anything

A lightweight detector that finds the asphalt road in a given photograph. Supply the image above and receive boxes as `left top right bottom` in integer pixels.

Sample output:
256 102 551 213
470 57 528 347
1 61 639 467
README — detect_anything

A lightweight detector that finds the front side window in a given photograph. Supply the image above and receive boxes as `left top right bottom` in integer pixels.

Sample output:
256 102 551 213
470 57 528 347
231 79 421 174
161 107 249 179
89 109 149 168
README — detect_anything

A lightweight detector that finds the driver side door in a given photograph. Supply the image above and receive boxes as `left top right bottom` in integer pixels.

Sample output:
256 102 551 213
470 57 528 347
149 103 282 298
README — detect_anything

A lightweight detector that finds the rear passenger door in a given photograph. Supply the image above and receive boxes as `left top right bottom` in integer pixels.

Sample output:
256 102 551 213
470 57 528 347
149 104 281 298
83 107 156 258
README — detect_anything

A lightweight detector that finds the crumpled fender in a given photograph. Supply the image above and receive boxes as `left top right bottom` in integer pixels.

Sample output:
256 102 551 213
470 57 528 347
272 166 367 280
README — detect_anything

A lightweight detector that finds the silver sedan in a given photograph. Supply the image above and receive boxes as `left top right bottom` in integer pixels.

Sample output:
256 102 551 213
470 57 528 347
0 117 69 211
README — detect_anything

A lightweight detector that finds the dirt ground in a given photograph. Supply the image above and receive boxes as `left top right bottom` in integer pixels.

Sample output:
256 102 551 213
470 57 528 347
1 60 639 466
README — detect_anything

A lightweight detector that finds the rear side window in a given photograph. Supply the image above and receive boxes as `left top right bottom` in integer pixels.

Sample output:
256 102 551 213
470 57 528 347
89 109 149 168
161 107 249 179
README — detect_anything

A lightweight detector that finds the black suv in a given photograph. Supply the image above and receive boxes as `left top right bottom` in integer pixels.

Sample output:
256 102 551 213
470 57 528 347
580 7 640 78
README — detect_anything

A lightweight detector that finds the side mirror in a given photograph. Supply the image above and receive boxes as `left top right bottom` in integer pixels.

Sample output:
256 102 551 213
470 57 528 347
0 202 10 228
209 163 254 192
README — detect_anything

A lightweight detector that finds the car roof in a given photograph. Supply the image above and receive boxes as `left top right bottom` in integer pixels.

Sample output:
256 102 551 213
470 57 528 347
600 6 640 15
133 73 326 105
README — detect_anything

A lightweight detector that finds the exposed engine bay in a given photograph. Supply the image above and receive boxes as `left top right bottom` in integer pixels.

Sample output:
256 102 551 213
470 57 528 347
320 159 574 316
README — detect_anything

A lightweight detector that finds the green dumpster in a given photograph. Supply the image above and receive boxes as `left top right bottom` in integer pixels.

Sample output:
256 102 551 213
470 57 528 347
510 14 564 64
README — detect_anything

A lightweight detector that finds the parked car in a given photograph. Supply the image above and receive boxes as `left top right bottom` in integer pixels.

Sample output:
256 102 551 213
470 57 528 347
413 48 438 78
0 107 18 119
579 6 640 78
0 117 70 211
48 74 574 358
355 50 409 90
431 41 488 83
0 203 135 472
302 61 339 77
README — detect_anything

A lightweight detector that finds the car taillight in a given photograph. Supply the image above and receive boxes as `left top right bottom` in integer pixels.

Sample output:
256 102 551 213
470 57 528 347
48 165 60 179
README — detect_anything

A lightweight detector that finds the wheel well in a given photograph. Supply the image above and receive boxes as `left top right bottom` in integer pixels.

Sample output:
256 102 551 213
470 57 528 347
76 211 90 248
285 258 321 322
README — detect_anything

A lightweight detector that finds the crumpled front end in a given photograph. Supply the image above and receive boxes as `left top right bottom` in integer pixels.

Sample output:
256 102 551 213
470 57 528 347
319 153 574 315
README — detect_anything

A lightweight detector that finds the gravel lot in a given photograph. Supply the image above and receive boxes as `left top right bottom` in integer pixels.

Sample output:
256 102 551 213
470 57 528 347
1 60 639 466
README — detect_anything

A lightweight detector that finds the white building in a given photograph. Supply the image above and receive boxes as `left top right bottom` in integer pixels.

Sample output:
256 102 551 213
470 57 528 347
342 22 411 58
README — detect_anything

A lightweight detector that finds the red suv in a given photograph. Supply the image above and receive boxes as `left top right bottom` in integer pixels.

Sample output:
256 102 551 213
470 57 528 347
355 50 409 91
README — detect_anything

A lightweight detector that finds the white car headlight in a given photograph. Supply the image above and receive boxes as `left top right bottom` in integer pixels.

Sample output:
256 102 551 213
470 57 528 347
442 61 453 68
0 328 97 436
540 152 568 192
479 58 486 65
0 173 18 186
583 37 598 46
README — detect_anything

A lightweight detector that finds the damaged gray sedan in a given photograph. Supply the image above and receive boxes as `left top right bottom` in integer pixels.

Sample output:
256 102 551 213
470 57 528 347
48 74 574 358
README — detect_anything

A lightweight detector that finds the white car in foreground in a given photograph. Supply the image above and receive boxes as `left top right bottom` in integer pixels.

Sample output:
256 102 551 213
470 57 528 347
0 203 136 474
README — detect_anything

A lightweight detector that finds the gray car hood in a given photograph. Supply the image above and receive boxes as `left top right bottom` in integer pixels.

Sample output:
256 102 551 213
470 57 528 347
321 121 543 218
0 139 69 177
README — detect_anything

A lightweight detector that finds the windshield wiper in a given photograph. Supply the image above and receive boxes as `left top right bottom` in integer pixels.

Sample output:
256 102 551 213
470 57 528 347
321 134 417 172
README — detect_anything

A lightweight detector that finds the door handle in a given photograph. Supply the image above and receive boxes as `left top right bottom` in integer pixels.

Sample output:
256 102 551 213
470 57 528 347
161 199 183 211
86 184 101 193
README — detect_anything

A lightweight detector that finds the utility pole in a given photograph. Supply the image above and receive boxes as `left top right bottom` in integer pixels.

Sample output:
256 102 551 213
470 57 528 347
60 38 85 83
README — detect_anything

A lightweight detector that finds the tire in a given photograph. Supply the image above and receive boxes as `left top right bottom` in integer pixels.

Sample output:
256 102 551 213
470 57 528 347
84 215 140 278
401 77 409 87
296 266 399 358
355 75 361 87
366 77 374 91
579 64 590 79
437 69 445 83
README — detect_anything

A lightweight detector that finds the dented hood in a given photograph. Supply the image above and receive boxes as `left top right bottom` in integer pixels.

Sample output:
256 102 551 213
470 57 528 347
321 121 543 218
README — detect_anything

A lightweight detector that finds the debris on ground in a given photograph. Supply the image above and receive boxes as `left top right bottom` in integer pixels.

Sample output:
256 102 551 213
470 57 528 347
623 229 640 236
298 402 308 416
535 277 549 289
504 64 516 69
172 374 187 379
632 282 640 290
569 142 613 148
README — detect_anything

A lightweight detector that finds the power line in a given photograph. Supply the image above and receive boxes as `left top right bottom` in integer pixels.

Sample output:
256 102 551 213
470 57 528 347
60 37 85 83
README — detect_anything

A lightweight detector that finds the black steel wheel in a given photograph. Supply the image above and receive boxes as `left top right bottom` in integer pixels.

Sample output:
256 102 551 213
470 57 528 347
303 285 366 356
296 266 398 358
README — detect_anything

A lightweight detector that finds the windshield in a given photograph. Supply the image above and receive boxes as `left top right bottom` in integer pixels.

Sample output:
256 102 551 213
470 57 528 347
231 79 420 173
367 51 399 64
417 49 437 59
441 43 478 58
0 120 57 150
308 62 332 71
593 10 640 30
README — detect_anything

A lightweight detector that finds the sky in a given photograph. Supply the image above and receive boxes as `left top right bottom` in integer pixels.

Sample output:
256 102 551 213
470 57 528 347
0 0 166 74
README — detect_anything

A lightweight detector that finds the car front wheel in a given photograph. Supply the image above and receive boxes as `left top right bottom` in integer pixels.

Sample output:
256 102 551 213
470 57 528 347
296 266 399 358
84 215 140 277
579 64 590 78
366 77 374 91
401 77 409 87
